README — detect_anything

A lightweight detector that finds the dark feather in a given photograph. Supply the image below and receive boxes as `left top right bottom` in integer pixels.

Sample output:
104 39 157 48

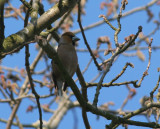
52 71 57 89
63 82 68 91
72 41 75 46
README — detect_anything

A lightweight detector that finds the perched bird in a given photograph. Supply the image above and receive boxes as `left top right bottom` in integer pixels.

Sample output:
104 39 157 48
51 32 80 96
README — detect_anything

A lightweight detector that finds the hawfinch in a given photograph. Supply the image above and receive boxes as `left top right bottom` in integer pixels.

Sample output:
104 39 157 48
51 32 80 96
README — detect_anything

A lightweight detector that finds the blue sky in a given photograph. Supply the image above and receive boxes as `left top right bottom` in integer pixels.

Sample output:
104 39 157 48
1 0 160 129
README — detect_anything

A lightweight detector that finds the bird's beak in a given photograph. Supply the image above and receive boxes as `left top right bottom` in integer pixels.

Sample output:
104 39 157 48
72 36 80 42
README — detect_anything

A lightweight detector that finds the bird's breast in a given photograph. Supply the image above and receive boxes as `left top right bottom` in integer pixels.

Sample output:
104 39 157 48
57 45 78 76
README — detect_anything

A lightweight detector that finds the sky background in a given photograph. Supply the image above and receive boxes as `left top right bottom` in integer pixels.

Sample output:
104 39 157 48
1 0 160 129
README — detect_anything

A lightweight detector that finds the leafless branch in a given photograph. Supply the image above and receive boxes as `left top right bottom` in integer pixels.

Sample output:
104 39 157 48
77 0 101 71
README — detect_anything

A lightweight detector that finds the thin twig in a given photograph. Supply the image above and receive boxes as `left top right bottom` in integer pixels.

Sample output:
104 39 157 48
98 15 116 31
73 0 158 34
0 86 8 99
0 93 55 103
20 0 33 12
25 45 43 129
114 0 128 48
1 66 23 73
76 45 160 53
0 0 5 49
86 80 138 88
5 43 44 129
109 102 160 128
136 25 159 46
114 14 121 47
108 62 134 85
76 65 91 129
44 9 73 42
92 26 142 107
75 58 92 82
5 1 32 128
89 72 102 83
8 2 25 20
119 85 136 111
137 38 153 87
150 75 160 102
77 0 101 71
6 101 21 129
24 0 43 128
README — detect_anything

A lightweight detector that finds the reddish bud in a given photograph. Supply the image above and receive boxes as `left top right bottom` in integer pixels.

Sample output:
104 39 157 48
26 105 34 112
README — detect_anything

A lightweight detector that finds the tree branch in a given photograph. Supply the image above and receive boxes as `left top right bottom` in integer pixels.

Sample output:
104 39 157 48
77 0 101 71
0 0 77 59
0 0 5 48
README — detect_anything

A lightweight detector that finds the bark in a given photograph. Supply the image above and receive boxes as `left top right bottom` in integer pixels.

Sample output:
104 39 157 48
0 0 77 58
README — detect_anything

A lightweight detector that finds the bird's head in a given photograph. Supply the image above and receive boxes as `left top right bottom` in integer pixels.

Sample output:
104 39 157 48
60 32 80 46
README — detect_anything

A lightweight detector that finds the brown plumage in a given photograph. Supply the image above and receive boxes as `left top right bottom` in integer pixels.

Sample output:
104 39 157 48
51 32 80 96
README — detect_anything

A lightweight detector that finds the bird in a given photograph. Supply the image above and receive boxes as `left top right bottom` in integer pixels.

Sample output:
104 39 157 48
51 32 80 96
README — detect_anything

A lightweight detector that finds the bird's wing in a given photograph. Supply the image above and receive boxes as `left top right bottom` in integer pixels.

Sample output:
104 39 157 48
51 70 57 89
63 82 68 91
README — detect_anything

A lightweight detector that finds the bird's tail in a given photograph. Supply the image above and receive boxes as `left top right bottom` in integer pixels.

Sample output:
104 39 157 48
57 81 64 96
